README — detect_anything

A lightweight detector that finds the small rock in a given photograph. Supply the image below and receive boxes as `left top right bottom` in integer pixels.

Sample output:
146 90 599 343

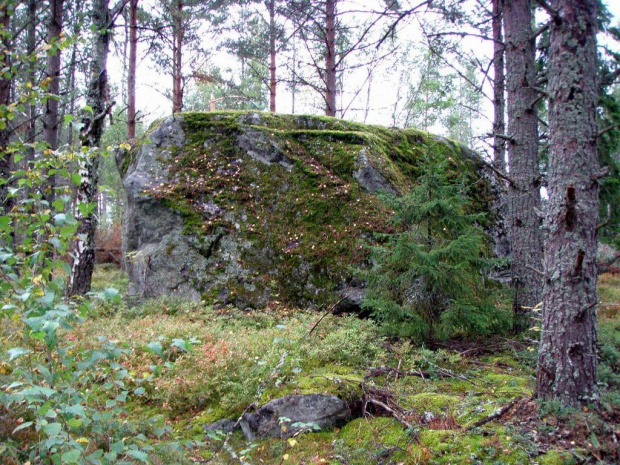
204 394 351 441
204 418 238 435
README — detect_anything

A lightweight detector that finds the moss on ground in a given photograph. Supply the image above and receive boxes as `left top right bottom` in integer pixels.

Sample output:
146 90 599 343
5 267 618 463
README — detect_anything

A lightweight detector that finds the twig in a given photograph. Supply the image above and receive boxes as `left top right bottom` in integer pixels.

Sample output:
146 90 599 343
479 157 515 186
465 397 523 431
526 265 546 277
421 354 480 387
366 365 451 379
365 398 415 432
596 123 618 139
598 252 620 275
307 297 344 336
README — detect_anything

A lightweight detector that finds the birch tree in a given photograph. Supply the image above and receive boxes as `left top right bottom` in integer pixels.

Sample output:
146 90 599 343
67 0 123 296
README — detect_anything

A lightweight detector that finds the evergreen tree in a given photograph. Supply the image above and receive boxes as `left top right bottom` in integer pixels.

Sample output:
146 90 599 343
362 154 508 342
536 0 600 408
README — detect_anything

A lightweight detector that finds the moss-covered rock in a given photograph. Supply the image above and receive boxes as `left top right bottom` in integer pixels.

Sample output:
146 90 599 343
118 111 505 309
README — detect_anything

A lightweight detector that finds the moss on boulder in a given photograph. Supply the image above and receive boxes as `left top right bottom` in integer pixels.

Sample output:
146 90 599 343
118 111 505 309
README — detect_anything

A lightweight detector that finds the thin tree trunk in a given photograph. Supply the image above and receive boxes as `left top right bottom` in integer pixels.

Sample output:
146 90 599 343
268 0 276 112
66 0 83 148
67 0 113 297
324 0 337 117
503 0 543 330
25 0 37 155
0 4 11 214
492 0 505 172
291 33 297 114
127 0 138 138
171 0 184 114
536 0 600 408
43 0 64 152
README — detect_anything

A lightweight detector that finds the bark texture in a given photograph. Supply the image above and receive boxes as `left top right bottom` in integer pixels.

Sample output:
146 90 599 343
172 0 184 114
324 0 337 117
536 0 600 407
503 0 543 329
127 0 138 137
43 0 64 152
25 0 37 154
67 0 112 297
268 0 276 113
492 0 505 172
0 3 12 214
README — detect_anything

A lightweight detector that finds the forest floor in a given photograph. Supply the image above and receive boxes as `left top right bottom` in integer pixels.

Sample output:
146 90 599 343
2 266 619 464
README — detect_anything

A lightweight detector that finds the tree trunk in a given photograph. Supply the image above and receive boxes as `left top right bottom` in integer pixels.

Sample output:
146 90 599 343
67 0 112 297
172 0 184 114
268 0 276 113
291 33 297 114
324 0 337 117
43 0 64 152
492 0 505 172
503 0 543 330
25 0 37 154
65 0 83 148
0 3 12 214
127 0 138 138
536 0 600 408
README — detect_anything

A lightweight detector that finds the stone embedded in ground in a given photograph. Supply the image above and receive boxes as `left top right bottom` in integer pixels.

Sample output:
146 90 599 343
118 111 507 309
203 394 351 441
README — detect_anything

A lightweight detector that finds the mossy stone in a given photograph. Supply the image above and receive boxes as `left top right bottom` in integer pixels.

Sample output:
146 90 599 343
119 111 505 309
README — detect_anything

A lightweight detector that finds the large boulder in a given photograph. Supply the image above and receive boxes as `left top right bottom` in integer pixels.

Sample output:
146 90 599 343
117 111 506 308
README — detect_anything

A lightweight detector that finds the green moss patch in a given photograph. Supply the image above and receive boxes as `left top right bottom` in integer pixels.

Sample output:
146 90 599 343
136 111 494 308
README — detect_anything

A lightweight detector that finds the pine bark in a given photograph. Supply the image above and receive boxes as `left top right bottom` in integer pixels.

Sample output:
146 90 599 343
25 0 37 153
268 0 276 113
492 0 505 172
67 0 112 297
171 0 184 114
43 0 64 152
503 0 543 330
536 0 600 407
65 0 84 148
127 0 138 138
324 0 337 117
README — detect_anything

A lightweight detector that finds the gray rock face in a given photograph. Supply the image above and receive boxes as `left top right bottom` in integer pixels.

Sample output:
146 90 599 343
118 112 506 307
353 148 396 195
204 394 351 440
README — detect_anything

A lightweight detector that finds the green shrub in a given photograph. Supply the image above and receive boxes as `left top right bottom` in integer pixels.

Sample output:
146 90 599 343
361 154 510 341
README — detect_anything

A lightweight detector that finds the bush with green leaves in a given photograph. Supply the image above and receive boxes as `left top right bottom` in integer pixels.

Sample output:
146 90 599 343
0 144 155 463
361 154 509 342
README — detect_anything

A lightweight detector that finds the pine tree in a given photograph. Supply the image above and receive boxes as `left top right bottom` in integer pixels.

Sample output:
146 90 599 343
362 154 508 342
536 0 600 408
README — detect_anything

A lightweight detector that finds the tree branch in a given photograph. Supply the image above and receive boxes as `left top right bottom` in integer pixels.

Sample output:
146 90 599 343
534 0 560 24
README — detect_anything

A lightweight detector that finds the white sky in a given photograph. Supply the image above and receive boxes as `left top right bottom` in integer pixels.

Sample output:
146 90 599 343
108 0 620 150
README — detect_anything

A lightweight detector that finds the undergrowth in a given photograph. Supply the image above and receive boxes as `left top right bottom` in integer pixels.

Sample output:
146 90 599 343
1 266 619 464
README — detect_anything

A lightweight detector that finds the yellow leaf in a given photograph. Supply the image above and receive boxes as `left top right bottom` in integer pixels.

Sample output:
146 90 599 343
76 437 89 444
283 454 289 461
287 438 297 447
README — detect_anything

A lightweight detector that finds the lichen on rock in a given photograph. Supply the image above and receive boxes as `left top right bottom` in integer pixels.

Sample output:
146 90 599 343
117 111 506 309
